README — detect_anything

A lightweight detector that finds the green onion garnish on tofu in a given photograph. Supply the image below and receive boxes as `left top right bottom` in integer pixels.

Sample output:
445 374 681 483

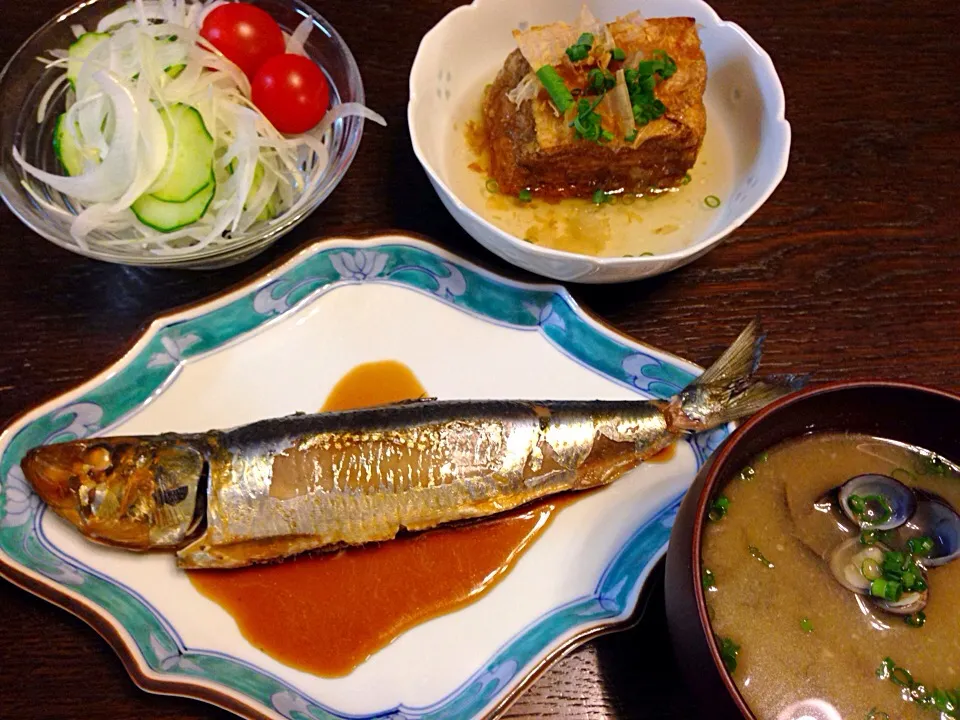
535 66 573 112
565 33 594 62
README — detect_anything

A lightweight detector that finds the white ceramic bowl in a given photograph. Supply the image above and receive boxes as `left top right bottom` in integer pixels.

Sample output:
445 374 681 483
408 0 790 284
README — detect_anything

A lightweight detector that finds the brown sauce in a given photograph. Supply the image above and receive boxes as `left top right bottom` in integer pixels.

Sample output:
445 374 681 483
189 360 572 676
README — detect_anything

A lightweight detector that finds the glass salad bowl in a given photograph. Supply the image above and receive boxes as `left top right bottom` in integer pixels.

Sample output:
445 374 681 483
0 0 367 269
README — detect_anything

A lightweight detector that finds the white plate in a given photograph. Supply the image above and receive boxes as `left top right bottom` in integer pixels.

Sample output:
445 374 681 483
408 0 790 283
0 234 729 719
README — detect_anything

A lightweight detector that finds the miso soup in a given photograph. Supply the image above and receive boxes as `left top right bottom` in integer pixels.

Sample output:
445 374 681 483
701 433 960 720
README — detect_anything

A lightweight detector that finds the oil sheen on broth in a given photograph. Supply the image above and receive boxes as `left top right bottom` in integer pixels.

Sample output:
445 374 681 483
701 433 960 720
449 76 733 258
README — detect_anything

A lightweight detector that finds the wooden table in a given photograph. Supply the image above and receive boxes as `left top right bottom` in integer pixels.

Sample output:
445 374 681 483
2 0 959 717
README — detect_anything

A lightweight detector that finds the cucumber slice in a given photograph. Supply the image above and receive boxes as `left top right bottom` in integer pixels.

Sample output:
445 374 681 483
228 160 280 221
67 32 110 86
258 192 280 222
132 176 216 232
242 162 281 221
147 104 215 202
52 114 86 176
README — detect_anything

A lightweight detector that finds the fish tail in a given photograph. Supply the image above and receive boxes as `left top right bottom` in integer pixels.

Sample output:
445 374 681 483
664 319 807 432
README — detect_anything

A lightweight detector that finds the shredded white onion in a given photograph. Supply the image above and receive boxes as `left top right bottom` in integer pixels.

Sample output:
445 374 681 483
506 72 541 107
315 102 386 137
18 0 384 256
610 69 636 138
285 17 313 57
16 71 140 203
37 73 72 123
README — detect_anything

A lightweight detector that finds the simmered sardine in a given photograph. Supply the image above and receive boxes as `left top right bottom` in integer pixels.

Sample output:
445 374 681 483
21 321 799 569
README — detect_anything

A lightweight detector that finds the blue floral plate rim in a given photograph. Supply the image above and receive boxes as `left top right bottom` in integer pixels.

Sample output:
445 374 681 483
0 233 729 720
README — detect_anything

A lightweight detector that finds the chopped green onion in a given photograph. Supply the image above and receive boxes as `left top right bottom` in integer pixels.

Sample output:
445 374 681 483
622 51 675 127
624 129 638 143
681 173 692 185
702 568 716 591
587 68 604 94
610 47 626 61
860 529 879 545
904 611 926 628
891 665 914 688
636 49 677 80
639 251 654 256
599 128 614 143
484 178 499 194
907 536 935 557
738 466 756 482
865 708 890 720
800 617 813 633
876 657 895 680
717 636 740 674
882 550 908 576
564 33 594 62
586 68 616 94
708 495 730 521
919 453 950 476
570 96 607 142
517 188 532 202
749 545 775 569
861 558 882 580
620 193 637 205
870 577 902 601
876 657 960 716
928 688 959 714
876 657 914 688
592 189 612 205
704 195 721 209
535 66 574 112
848 494 866 514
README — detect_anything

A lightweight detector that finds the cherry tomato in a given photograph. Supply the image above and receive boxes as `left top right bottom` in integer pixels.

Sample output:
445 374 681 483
200 3 285 79
252 54 330 134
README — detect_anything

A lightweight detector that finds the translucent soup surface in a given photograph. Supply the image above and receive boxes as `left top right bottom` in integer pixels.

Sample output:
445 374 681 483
701 433 960 720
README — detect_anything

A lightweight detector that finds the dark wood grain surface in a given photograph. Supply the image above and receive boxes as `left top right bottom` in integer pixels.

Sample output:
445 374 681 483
1 0 959 717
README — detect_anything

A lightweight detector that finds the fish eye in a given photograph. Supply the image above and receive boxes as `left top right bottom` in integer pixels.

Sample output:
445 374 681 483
83 445 113 473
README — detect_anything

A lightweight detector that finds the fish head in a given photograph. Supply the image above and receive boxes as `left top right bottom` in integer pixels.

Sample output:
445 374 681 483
20 438 207 549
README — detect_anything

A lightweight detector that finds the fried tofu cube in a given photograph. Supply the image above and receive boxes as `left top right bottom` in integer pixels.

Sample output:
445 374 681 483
483 13 707 198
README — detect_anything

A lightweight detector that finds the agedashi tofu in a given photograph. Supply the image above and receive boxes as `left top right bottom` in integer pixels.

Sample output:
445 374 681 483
482 8 707 198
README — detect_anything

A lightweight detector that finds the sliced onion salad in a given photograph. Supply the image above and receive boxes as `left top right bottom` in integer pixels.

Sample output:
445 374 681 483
15 0 385 256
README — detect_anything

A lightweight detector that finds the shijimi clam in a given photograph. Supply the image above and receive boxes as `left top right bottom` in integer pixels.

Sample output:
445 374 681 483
824 471 960 615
